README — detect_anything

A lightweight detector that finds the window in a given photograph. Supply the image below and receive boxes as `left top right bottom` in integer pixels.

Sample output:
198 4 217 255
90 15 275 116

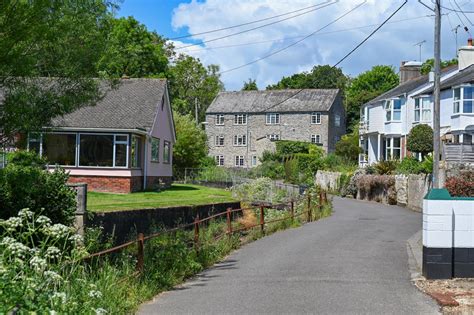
454 88 461 113
42 134 76 166
131 136 141 168
235 155 244 167
385 99 402 122
216 114 225 125
453 86 474 114
151 138 160 162
414 97 431 122
233 135 247 146
28 133 42 155
215 135 225 146
163 141 171 163
215 155 224 166
251 155 257 166
267 134 280 141
385 137 401 160
311 134 321 144
311 112 321 124
79 135 115 167
234 114 247 125
265 113 280 124
114 135 128 167
335 114 341 127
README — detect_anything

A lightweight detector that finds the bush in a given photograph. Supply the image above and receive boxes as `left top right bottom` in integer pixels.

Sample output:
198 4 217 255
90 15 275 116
373 159 399 175
321 154 358 173
335 129 361 162
284 153 324 184
341 168 365 198
254 160 285 179
275 140 314 156
0 151 76 225
395 155 433 175
407 124 433 157
445 171 474 197
356 174 396 204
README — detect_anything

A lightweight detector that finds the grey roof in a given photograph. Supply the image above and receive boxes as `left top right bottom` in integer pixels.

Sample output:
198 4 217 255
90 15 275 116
206 89 340 114
416 64 474 95
51 78 167 131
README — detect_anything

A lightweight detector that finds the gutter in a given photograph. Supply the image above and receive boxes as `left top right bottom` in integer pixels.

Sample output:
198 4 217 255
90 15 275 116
43 127 149 136
143 135 148 190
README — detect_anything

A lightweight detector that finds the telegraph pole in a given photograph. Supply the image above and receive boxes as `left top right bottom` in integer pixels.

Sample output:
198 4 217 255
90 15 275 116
433 0 441 188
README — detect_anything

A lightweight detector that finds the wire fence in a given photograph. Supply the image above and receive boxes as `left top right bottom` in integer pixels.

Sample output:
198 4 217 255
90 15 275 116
84 190 329 274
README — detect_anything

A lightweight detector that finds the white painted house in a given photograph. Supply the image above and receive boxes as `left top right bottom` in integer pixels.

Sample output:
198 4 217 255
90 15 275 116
359 41 474 166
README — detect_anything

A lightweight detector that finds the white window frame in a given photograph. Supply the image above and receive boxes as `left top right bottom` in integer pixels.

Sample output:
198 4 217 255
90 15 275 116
335 114 341 127
385 98 402 122
251 155 257 166
311 112 321 124
216 114 225 125
414 96 432 123
453 85 474 114
215 155 224 166
267 134 280 141
234 155 245 167
29 132 78 167
150 137 160 163
78 133 130 168
265 113 280 125
311 134 321 144
163 140 171 164
384 137 401 160
233 134 247 146
215 135 225 146
234 114 247 125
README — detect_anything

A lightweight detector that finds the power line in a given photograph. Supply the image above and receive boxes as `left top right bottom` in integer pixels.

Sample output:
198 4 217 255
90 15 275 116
169 1 334 40
219 1 367 75
181 15 434 53
257 0 408 114
453 0 474 24
173 1 337 51
448 0 472 35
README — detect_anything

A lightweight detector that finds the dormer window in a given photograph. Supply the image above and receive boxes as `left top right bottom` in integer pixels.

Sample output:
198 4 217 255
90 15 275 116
414 97 431 122
384 99 402 122
453 86 474 114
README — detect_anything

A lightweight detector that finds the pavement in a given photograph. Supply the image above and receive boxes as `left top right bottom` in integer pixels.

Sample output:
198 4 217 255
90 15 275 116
139 197 440 315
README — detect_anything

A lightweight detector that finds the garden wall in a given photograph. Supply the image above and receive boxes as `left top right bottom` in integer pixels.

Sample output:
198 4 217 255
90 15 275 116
86 201 241 243
396 174 431 212
315 171 342 192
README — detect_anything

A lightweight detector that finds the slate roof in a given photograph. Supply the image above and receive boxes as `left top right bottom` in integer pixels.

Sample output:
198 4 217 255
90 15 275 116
50 78 167 132
206 89 340 114
415 64 474 95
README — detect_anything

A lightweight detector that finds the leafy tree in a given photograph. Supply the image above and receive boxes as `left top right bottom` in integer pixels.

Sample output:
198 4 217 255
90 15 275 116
242 78 258 91
168 55 224 122
345 65 398 131
420 58 458 75
266 65 347 91
97 17 169 78
407 124 433 157
172 112 208 171
0 0 114 145
335 128 361 162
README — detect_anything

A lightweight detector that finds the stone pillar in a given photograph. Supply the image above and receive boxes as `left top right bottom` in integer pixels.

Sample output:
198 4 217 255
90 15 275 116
68 183 87 235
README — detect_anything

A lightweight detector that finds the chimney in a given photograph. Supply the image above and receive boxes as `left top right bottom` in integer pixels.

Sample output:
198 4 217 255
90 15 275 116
458 38 474 70
399 61 422 84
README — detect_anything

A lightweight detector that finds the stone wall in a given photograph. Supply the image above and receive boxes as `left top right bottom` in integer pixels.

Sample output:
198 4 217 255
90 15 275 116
395 174 431 212
315 171 343 192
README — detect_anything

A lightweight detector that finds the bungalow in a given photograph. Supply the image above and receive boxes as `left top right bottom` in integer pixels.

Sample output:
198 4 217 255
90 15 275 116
26 78 176 193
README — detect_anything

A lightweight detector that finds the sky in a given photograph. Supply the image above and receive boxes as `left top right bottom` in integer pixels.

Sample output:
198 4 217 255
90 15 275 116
117 0 474 90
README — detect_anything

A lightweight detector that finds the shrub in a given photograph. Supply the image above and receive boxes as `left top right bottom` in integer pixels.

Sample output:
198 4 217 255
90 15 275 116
284 153 324 184
373 159 399 175
260 150 280 162
445 171 474 197
356 174 396 204
335 129 361 162
254 160 285 179
407 124 433 157
341 168 365 198
0 151 76 225
396 155 433 175
275 140 314 156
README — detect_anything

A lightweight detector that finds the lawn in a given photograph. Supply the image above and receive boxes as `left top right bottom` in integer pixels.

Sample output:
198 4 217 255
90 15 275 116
87 184 236 212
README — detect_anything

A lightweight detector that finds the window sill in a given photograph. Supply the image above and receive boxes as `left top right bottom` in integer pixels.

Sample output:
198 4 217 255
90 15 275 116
451 113 474 117
150 160 160 164
384 121 402 124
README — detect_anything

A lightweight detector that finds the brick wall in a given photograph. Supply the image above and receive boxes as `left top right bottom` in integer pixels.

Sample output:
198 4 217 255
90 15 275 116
68 176 143 193
147 176 172 190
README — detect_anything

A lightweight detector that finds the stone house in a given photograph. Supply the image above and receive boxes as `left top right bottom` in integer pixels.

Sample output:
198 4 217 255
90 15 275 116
205 89 345 168
21 78 176 193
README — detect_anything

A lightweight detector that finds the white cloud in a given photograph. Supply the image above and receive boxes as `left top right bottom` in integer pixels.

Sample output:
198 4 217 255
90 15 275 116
171 0 473 90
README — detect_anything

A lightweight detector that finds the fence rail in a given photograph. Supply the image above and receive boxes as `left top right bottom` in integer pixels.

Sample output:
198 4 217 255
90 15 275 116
84 190 329 274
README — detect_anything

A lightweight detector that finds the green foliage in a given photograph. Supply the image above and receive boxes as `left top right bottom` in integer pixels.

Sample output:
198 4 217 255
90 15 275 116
335 128 362 162
345 65 399 131
420 58 458 75
0 151 76 224
242 78 258 90
320 154 358 173
407 124 433 156
253 161 285 180
97 17 169 78
168 55 224 122
260 150 280 163
266 65 347 91
172 113 208 171
445 170 473 197
275 140 319 157
396 156 433 175
284 154 324 184
373 159 399 175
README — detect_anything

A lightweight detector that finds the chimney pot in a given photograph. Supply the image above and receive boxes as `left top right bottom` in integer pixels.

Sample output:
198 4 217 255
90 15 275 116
468 38 473 46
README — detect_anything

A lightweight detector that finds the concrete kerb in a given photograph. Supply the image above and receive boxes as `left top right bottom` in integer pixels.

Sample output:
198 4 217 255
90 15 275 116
407 230 423 281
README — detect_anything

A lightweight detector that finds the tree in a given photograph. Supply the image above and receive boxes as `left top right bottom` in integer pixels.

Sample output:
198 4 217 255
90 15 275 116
335 128 361 162
168 55 224 122
0 0 114 145
242 78 258 91
407 124 433 157
266 65 347 91
97 17 169 78
172 112 208 170
421 58 457 75
345 65 398 131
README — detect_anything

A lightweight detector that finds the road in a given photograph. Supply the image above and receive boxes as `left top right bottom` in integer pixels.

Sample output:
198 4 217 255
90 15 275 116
139 197 439 314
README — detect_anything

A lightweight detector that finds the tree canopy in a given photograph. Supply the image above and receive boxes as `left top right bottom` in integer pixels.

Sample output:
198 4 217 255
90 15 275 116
407 124 433 156
335 127 361 162
420 58 458 75
345 65 399 131
242 78 258 91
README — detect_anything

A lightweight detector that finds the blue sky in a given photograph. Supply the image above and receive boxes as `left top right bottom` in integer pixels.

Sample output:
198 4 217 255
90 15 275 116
117 0 474 90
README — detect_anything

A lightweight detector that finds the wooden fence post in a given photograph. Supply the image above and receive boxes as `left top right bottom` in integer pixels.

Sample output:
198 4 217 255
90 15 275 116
323 191 328 205
194 214 200 251
307 194 312 222
319 190 323 212
226 207 232 237
290 201 294 222
136 233 144 273
260 205 265 234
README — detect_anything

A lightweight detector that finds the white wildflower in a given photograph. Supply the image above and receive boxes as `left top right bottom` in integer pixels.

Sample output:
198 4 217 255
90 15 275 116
50 310 57 315
7 241 30 259
51 292 67 304
94 308 108 314
36 215 52 226
45 246 61 260
29 256 47 271
44 270 62 282
88 290 102 299
44 224 71 238
18 208 34 219
69 234 83 245
0 236 16 246
2 217 22 231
